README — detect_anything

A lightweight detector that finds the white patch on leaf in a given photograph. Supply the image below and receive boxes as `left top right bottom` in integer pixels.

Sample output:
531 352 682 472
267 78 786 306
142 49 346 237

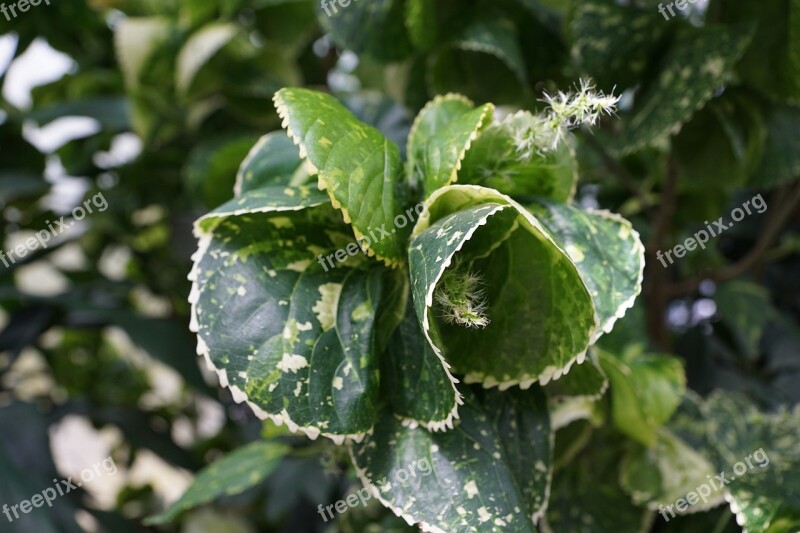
277 353 308 373
312 283 343 331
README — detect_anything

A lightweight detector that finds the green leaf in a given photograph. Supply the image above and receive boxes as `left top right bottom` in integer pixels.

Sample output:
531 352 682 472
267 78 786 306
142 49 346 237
598 348 685 447
349 387 551 532
703 391 800 531
191 190 388 441
458 111 579 202
569 0 671 91
543 430 653 533
530 200 645 341
754 104 800 188
428 18 528 105
316 0 412 62
185 135 260 208
454 17 527 83
409 185 596 388
620 428 723 512
381 304 461 431
611 26 753 155
406 94 494 198
545 351 608 401
715 281 773 361
145 441 290 525
717 0 800 101
176 23 239 96
273 88 410 266
234 131 315 197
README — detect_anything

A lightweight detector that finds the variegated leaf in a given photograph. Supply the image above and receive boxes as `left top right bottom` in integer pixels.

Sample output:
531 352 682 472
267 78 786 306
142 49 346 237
409 185 596 388
530 200 645 341
273 88 410 266
612 26 753 155
381 303 462 431
190 189 388 442
349 387 551 533
703 392 800 531
405 93 493 198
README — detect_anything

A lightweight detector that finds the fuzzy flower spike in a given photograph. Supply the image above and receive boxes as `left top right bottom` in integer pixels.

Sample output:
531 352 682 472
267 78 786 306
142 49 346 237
435 260 491 329
508 79 620 160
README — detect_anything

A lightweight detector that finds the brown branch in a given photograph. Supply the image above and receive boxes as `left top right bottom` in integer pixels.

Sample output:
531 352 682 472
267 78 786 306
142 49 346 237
667 180 800 297
644 158 680 350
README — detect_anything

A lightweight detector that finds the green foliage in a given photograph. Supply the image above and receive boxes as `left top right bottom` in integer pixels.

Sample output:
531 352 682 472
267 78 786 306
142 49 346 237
2 0 799 531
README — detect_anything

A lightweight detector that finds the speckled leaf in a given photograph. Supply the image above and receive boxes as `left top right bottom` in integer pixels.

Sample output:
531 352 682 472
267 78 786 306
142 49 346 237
349 387 551 533
409 185 595 388
458 111 578 202
273 88 409 265
406 94 493 198
234 132 315 197
612 26 753 155
569 0 671 91
315 0 412 62
703 391 800 530
597 348 685 447
618 393 726 515
382 304 461 431
190 195 387 441
530 201 645 341
196 184 329 226
146 441 289 524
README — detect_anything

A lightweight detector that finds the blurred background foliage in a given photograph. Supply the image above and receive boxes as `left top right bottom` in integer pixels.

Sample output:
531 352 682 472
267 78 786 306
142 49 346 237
0 0 798 531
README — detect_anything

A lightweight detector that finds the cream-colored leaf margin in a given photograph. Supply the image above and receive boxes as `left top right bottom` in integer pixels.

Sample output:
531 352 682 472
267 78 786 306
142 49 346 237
405 93 494 196
188 202 369 445
347 412 552 531
411 184 598 392
586 208 645 343
273 90 405 268
348 440 448 533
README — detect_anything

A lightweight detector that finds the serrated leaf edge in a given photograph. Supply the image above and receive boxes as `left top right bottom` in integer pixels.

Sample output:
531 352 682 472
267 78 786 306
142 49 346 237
347 443 448 533
188 204 370 445
405 93 495 196
585 208 646 343
273 89 405 268
414 184 598 390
